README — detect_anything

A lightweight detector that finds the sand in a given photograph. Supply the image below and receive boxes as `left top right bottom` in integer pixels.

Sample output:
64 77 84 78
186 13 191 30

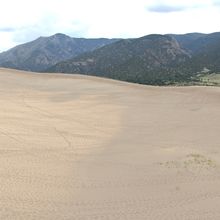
0 68 220 219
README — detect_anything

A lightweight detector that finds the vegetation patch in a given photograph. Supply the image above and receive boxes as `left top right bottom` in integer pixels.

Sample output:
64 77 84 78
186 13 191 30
159 153 216 170
198 73 220 86
184 154 216 168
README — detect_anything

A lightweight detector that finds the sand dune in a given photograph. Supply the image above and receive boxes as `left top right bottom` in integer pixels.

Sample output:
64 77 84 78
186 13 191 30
0 68 220 219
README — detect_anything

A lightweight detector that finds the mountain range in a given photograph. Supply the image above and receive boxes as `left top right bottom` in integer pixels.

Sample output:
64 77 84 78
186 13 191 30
0 32 220 85
0 34 118 71
47 35 191 85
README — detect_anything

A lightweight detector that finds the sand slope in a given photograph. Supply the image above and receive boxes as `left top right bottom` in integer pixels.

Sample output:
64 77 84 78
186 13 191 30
0 68 220 219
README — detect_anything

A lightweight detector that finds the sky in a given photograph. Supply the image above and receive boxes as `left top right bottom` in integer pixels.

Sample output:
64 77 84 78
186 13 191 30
0 0 220 52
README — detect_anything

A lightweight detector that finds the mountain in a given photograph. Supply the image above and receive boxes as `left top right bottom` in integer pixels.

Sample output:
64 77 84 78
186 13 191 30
47 34 191 85
0 33 119 71
170 32 220 54
167 33 205 54
185 36 220 73
169 32 220 73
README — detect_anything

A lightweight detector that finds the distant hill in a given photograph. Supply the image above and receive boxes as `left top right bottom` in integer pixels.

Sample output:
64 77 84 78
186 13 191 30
0 33 119 71
47 34 191 85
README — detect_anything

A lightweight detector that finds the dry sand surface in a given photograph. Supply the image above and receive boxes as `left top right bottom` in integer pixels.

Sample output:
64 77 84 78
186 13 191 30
0 68 220 220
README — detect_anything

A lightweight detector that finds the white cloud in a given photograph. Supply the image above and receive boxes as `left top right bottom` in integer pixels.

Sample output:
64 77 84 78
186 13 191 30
0 0 219 52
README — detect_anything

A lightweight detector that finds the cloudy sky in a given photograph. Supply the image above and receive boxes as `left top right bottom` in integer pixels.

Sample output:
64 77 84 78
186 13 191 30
0 0 219 52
